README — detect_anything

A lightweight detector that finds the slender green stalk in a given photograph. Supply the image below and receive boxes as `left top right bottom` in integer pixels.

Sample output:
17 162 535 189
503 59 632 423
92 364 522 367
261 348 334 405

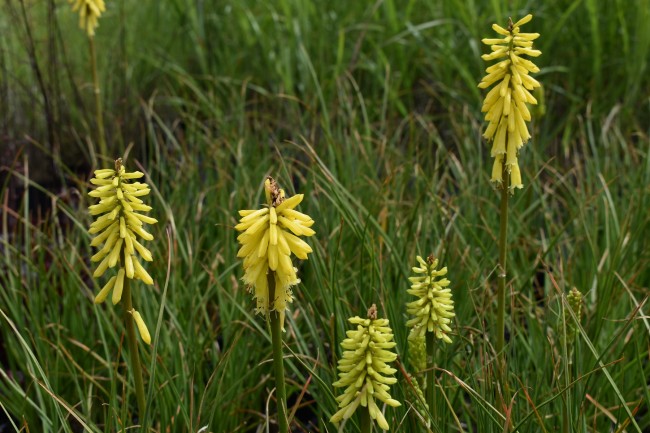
268 272 288 433
123 277 146 418
360 405 371 433
496 178 509 360
426 331 436 422
561 317 574 433
89 36 108 158
496 173 511 425
562 393 569 433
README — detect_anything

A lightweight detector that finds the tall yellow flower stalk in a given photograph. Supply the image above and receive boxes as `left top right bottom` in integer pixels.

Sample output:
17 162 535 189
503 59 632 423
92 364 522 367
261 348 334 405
405 254 455 420
478 14 541 410
330 305 401 432
479 14 541 190
88 158 157 416
234 176 315 433
70 0 108 157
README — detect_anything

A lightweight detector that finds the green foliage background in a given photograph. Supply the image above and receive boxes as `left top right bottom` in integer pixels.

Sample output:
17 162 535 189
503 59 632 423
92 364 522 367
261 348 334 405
1 0 649 432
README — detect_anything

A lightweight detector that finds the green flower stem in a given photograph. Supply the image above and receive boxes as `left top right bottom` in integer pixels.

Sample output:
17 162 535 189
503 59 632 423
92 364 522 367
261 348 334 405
426 331 436 422
360 405 371 433
562 331 575 433
88 36 107 158
496 172 511 414
268 272 289 433
496 178 509 359
123 276 146 417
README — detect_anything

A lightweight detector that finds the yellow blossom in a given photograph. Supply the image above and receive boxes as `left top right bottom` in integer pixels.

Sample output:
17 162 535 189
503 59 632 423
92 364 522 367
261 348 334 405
406 255 455 343
88 158 157 344
235 177 315 328
330 306 401 431
479 14 541 190
69 0 106 36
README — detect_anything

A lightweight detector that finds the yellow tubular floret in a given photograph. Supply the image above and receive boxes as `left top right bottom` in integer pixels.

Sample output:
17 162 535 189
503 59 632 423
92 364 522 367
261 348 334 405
132 310 152 345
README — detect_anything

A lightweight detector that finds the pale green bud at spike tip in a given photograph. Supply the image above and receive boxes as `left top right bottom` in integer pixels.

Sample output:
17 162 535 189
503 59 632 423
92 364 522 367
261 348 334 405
88 158 157 344
561 287 583 346
478 14 541 191
406 255 456 343
330 305 401 431
69 0 106 36
235 176 315 329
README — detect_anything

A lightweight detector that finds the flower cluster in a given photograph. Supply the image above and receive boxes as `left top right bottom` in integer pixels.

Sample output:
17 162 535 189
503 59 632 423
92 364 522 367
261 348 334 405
235 177 315 328
406 255 455 343
561 287 583 346
479 14 541 190
88 158 157 344
69 0 106 36
330 306 401 431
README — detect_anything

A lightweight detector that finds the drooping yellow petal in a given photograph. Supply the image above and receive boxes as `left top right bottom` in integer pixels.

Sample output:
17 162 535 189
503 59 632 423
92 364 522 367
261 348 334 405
132 310 152 345
112 268 125 305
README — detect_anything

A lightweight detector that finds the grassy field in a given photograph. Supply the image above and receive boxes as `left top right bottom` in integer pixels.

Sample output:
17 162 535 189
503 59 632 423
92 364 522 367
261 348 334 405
1 0 649 432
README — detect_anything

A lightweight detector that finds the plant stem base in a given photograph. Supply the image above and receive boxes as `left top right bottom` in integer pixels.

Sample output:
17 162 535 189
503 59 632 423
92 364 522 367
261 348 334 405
268 274 289 433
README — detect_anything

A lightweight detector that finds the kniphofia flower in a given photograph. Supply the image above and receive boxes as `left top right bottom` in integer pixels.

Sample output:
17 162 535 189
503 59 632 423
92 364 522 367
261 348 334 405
69 0 106 36
235 177 315 327
88 158 157 344
479 14 541 189
406 255 455 343
561 287 583 346
330 305 401 431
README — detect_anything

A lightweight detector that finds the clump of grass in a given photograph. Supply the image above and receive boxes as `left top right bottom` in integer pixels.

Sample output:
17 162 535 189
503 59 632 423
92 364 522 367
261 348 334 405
0 2 649 432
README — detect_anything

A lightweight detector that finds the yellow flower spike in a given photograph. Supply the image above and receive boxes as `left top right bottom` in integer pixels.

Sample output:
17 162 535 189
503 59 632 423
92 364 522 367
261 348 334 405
235 176 315 328
330 305 401 431
479 15 541 190
88 158 157 300
69 0 106 37
406 255 456 343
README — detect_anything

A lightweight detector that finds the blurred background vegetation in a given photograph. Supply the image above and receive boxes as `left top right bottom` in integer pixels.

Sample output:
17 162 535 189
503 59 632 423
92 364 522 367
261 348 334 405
1 0 649 432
